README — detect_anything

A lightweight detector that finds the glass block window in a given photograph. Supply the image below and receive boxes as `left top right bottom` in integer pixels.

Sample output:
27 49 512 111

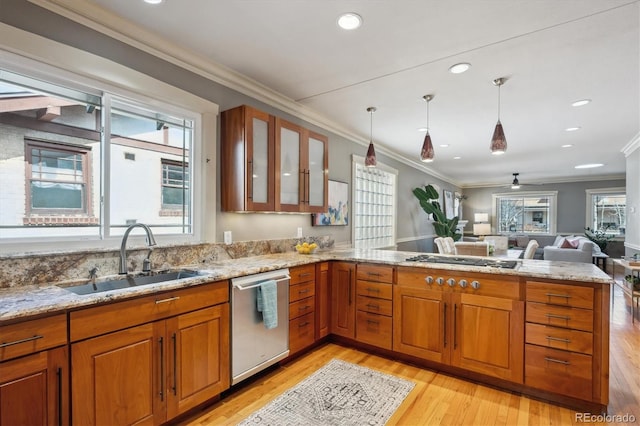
352 157 397 249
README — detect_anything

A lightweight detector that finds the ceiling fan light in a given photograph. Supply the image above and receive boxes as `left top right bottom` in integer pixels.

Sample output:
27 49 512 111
490 120 507 155
511 173 520 189
420 132 435 162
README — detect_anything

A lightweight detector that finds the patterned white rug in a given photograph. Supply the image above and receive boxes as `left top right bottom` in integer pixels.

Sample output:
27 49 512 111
238 359 415 425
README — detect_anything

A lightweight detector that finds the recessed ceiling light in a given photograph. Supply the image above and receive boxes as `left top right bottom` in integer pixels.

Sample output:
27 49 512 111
143 0 163 4
565 127 581 132
572 99 591 107
439 144 449 148
575 163 603 169
453 156 461 160
561 144 574 148
337 13 362 30
448 63 471 74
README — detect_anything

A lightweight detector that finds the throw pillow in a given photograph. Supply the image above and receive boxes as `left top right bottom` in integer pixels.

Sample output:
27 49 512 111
561 238 578 249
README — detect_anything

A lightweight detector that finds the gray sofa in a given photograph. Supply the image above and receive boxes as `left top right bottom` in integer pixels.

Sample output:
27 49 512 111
543 240 594 263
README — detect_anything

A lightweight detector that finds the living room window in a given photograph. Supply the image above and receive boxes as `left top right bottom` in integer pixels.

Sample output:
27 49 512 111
586 188 626 236
352 156 397 249
493 191 558 235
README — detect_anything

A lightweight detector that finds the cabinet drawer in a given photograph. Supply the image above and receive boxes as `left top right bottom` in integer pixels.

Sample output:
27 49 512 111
526 323 593 354
526 282 594 309
289 312 315 353
289 296 315 320
70 280 229 341
526 302 593 332
525 344 592 401
357 264 394 283
356 296 393 316
356 311 392 349
356 281 392 300
290 265 315 285
289 281 315 303
0 314 67 361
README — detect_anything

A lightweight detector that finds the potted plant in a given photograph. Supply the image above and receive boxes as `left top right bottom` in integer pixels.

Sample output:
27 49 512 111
584 226 614 253
413 184 462 241
624 275 640 291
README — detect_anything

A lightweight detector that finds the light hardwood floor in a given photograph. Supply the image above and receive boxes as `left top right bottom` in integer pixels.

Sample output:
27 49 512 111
180 277 639 426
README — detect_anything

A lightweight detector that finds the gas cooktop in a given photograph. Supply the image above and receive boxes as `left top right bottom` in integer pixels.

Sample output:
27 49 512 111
405 254 518 269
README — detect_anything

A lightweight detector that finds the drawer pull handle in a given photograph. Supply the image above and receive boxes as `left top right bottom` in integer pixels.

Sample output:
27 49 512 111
299 322 310 327
299 305 311 311
0 334 43 348
298 289 310 294
366 303 380 310
366 287 381 293
544 356 571 365
367 271 382 276
299 272 312 277
545 293 571 299
546 336 571 344
366 319 380 325
156 296 180 304
546 313 571 321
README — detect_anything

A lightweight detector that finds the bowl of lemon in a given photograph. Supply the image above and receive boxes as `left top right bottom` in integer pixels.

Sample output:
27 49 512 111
296 242 318 254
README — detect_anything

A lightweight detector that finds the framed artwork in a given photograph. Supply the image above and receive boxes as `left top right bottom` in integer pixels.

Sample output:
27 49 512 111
312 180 349 226
443 190 455 219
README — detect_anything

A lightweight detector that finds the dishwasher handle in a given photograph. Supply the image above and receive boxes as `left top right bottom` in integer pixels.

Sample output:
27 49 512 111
233 275 291 290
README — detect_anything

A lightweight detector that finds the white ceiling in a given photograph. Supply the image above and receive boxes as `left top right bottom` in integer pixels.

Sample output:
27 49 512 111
45 0 639 187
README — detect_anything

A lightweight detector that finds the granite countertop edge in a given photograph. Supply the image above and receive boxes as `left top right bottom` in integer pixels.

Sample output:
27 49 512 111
0 249 612 323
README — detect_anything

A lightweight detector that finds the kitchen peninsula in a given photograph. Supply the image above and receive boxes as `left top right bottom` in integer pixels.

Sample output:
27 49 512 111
0 246 612 424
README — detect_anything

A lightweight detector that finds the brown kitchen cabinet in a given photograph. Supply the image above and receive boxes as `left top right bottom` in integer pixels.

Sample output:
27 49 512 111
0 314 68 426
70 281 229 425
221 105 275 212
524 280 609 404
274 117 328 213
288 264 316 354
394 267 524 383
330 262 356 338
220 104 327 213
315 261 330 339
355 264 394 349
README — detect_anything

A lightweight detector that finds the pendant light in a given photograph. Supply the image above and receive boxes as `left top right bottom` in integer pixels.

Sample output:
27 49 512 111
365 107 377 167
511 173 520 189
420 94 435 162
490 77 507 155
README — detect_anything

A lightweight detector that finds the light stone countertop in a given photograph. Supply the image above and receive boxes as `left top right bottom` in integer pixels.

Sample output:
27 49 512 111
0 249 612 323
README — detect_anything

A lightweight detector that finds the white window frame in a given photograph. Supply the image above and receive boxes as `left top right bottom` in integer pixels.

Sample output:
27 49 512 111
585 187 626 236
0 26 218 253
492 191 558 236
351 155 398 249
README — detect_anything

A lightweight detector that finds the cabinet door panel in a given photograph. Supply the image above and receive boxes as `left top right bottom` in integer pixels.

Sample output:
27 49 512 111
276 120 302 210
72 322 162 426
168 304 230 418
0 356 47 426
306 132 328 212
330 262 356 338
316 262 330 339
250 115 270 205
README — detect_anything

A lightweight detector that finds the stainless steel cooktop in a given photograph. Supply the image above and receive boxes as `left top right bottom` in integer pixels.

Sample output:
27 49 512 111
405 254 518 269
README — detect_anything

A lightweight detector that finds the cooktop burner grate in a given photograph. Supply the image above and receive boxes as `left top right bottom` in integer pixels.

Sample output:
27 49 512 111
405 254 518 269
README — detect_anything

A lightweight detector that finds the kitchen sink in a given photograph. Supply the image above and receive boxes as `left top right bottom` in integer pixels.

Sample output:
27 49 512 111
61 269 205 295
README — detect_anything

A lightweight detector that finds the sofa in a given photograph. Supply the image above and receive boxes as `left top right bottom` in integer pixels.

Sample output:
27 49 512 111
542 236 596 263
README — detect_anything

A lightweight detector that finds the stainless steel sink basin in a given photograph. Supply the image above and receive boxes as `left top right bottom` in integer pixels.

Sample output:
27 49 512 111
61 269 205 295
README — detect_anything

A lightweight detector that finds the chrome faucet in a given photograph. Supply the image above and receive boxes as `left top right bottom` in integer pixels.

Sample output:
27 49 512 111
119 223 157 275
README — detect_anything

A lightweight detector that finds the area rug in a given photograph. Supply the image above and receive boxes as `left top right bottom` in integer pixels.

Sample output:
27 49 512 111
238 358 415 425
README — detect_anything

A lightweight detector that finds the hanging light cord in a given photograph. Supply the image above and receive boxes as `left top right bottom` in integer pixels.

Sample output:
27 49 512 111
426 98 430 132
497 83 501 120
369 109 373 141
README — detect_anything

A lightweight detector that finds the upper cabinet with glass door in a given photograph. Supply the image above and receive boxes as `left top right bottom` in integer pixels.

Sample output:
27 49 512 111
221 105 327 213
221 105 275 211
275 118 328 213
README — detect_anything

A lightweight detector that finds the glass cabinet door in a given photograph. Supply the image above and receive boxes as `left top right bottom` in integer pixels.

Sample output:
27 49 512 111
277 119 302 211
250 116 269 204
307 132 328 212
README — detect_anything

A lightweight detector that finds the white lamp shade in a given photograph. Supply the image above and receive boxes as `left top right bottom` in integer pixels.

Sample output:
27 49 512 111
473 223 492 236
474 213 489 222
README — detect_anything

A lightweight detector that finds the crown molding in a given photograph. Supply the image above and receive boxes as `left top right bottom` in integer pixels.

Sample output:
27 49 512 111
461 173 626 189
27 0 458 187
622 132 640 157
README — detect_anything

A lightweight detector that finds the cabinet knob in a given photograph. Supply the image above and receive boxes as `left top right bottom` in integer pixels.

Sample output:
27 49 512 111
447 278 456 287
459 279 468 288
436 277 444 286
471 280 480 289
425 276 434 285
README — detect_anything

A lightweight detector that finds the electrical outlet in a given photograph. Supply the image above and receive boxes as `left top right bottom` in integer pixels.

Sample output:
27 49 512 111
297 227 303 238
224 231 232 244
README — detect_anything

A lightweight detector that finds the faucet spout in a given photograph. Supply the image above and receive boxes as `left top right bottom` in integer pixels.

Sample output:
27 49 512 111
119 223 157 275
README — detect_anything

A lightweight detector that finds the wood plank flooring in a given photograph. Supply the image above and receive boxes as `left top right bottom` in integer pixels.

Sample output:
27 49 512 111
179 277 639 426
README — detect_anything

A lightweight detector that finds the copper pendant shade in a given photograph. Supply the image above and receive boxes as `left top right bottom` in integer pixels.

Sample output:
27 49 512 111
421 94 435 162
365 107 377 167
490 78 507 155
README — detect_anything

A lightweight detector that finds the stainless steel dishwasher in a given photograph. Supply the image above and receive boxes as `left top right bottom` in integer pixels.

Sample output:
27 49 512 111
231 268 290 385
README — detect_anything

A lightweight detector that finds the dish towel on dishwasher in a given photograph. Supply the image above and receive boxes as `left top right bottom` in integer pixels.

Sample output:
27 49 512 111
256 279 278 329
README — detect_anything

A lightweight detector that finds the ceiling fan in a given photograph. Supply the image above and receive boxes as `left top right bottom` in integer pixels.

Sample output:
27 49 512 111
511 173 521 189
